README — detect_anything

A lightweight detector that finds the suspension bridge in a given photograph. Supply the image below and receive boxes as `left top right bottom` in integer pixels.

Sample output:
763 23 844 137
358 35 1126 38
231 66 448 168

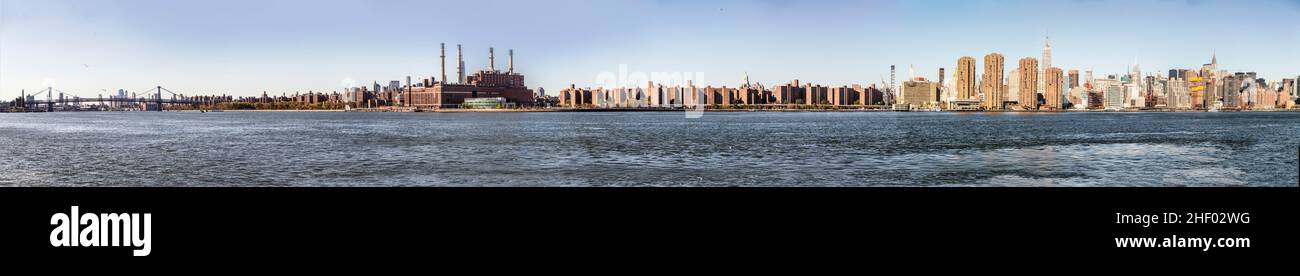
10 86 199 112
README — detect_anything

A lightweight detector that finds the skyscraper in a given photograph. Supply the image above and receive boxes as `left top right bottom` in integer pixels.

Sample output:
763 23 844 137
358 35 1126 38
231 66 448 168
956 56 977 101
1018 57 1039 110
1222 75 1243 108
890 65 896 94
1169 77 1190 109
1067 69 1079 88
981 53 1005 110
1129 62 1142 107
1038 34 1051 98
1067 69 1080 107
1211 52 1218 72
1042 34 1052 70
1105 83 1124 110
1044 67 1063 110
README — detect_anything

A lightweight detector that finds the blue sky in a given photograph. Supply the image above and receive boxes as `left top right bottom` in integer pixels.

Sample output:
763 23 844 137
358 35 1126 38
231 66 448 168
2 0 1298 98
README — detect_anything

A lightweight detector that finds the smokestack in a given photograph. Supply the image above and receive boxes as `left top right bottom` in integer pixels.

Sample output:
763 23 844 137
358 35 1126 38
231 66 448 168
439 43 446 84
489 47 495 72
456 44 464 84
508 49 514 74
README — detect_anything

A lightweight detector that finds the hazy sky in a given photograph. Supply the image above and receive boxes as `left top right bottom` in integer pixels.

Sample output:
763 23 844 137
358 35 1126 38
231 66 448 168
2 0 1298 98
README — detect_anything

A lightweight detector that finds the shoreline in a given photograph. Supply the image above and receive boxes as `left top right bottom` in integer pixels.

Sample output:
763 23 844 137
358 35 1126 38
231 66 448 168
7 108 1300 114
208 106 1300 113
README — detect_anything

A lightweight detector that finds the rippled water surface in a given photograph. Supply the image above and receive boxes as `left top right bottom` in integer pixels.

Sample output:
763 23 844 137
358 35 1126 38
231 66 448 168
1 111 1297 186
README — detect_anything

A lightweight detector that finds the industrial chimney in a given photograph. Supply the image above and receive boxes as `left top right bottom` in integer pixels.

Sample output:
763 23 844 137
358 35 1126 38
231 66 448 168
456 44 464 84
489 47 496 72
439 43 446 84
508 49 514 74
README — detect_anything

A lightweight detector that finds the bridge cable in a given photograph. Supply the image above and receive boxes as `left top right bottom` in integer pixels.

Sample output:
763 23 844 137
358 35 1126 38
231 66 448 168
53 89 83 99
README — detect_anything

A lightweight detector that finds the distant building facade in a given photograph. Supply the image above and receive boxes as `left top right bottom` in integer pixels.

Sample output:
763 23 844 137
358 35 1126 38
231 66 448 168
981 53 1006 110
1018 57 1039 110
900 79 939 109
1044 67 1063 110
956 56 977 101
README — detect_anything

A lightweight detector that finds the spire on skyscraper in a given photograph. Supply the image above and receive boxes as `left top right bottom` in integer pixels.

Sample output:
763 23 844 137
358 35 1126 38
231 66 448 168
1042 31 1052 69
1211 50 1217 70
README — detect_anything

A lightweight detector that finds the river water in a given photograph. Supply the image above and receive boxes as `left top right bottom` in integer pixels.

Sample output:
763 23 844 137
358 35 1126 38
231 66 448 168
1 111 1296 186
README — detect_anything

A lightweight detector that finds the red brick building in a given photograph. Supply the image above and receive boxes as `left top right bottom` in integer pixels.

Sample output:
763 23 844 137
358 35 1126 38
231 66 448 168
407 70 532 108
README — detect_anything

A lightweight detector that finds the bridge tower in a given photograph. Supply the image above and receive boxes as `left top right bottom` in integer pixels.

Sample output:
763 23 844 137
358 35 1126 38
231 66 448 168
47 87 53 112
156 86 163 112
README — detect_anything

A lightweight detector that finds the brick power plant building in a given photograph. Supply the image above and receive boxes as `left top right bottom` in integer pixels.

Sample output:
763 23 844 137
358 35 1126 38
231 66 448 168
404 43 533 108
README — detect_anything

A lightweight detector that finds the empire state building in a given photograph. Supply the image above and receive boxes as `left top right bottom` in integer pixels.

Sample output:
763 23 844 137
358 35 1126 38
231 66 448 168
1042 34 1052 69
1038 34 1052 97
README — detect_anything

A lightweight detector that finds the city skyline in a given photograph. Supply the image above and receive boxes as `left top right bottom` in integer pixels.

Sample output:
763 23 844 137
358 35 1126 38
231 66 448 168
3 0 1299 99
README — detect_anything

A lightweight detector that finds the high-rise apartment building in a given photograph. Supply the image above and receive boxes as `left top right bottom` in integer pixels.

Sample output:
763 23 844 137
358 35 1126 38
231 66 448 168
956 56 977 101
981 53 1005 110
1222 75 1244 108
1018 57 1039 110
1044 67 1063 110
1169 78 1191 109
